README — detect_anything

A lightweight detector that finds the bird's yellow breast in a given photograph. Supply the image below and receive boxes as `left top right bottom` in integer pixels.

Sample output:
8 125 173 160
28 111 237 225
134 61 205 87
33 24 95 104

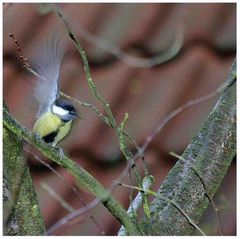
33 111 73 146
53 120 72 146
33 111 62 137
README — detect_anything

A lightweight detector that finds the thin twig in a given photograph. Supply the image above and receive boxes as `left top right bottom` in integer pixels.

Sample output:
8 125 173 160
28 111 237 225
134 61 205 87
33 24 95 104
118 175 154 235
41 182 75 212
8 33 46 81
8 33 31 69
59 92 110 125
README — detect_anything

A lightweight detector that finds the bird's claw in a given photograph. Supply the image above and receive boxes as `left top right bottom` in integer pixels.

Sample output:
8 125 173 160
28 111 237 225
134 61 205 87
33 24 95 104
57 148 64 160
52 145 64 160
34 133 41 141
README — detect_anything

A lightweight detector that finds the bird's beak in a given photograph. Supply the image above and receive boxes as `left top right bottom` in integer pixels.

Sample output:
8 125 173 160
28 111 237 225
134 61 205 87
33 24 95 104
71 111 84 120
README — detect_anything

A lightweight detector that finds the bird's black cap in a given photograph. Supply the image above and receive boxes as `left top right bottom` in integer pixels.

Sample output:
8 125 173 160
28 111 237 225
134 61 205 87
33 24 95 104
54 98 77 115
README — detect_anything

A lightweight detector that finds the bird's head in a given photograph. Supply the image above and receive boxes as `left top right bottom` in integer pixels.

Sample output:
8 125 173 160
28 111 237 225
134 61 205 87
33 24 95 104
52 99 78 122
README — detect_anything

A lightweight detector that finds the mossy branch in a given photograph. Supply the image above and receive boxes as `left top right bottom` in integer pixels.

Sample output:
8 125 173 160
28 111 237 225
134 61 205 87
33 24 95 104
53 6 117 128
3 105 140 235
53 4 146 208
139 61 236 235
3 103 45 235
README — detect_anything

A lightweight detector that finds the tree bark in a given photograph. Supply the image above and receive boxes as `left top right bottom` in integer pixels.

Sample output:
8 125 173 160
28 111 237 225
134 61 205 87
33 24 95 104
3 103 45 235
140 62 236 235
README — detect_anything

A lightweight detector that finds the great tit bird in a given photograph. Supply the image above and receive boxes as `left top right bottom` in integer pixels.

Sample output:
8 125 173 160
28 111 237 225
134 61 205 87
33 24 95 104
32 36 78 146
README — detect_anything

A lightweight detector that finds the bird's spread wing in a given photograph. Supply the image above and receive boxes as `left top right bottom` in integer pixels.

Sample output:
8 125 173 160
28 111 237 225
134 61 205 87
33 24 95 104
32 36 65 117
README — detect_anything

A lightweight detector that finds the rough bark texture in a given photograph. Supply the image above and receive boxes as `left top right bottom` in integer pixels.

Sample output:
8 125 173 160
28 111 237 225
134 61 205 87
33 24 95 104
140 65 236 235
3 109 45 235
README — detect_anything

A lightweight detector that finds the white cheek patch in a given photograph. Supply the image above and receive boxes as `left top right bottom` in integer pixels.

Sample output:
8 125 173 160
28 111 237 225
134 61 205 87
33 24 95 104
52 105 69 116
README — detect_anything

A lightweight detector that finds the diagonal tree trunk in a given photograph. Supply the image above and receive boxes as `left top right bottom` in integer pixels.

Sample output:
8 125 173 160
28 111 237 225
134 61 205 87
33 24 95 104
3 103 45 235
139 62 236 235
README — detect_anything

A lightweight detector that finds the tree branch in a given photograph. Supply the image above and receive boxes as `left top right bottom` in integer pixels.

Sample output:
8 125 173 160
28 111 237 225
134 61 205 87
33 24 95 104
3 105 141 235
3 103 45 235
139 61 236 235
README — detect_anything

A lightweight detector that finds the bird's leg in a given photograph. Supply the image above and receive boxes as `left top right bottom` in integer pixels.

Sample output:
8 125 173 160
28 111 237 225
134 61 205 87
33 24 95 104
34 132 42 141
52 142 64 160
57 147 64 160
